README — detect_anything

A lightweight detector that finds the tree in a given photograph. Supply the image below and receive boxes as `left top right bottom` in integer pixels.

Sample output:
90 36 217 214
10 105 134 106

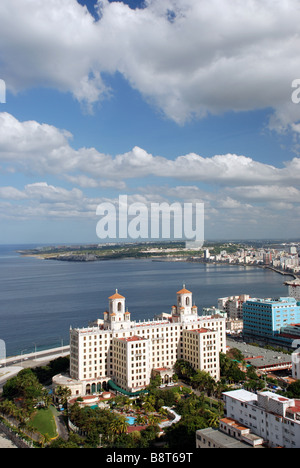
109 415 129 436
0 400 18 419
286 380 300 398
3 368 45 413
220 353 245 383
190 370 216 395
147 414 160 426
54 385 71 407
147 374 161 391
174 360 195 380
205 410 219 428
40 432 52 448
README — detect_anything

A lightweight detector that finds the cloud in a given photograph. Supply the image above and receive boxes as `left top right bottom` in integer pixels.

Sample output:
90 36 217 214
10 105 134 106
226 185 300 202
1 112 300 187
0 181 103 220
1 0 300 129
0 112 70 152
0 186 27 200
24 182 83 203
0 0 105 108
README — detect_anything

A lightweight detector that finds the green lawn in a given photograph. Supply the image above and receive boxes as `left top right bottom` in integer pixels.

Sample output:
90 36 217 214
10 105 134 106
31 407 58 439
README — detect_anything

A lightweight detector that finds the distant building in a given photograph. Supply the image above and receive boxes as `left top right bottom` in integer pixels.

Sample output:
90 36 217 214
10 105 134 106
242 297 300 347
223 389 300 448
226 318 243 334
204 249 210 260
292 349 300 380
218 294 250 320
263 252 272 265
285 279 300 301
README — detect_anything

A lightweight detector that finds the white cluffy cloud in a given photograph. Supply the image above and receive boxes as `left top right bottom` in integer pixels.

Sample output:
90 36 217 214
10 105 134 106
1 112 300 187
0 0 300 129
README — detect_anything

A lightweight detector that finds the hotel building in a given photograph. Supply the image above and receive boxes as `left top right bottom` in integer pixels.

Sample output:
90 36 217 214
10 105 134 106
67 287 226 396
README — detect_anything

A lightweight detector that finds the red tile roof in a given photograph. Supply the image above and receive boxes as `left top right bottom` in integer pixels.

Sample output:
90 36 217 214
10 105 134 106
177 288 192 294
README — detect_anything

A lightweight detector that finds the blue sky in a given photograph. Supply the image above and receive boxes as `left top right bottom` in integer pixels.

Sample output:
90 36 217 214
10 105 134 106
0 0 300 244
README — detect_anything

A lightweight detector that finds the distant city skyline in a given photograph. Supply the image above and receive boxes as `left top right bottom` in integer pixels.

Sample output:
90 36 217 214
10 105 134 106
1 0 300 244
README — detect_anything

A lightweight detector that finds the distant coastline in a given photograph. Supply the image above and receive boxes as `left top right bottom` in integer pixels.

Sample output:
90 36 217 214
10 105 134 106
17 241 299 281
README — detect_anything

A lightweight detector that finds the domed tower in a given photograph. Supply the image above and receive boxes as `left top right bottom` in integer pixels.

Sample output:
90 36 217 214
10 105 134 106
104 289 132 330
176 285 198 323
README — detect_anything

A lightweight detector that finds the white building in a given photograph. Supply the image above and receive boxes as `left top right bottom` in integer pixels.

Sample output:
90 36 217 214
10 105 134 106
292 349 300 380
196 417 265 448
66 287 226 396
223 389 300 448
218 294 250 320
285 279 300 301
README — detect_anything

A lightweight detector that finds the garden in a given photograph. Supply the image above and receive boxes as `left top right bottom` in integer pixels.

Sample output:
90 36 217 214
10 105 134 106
1 349 297 448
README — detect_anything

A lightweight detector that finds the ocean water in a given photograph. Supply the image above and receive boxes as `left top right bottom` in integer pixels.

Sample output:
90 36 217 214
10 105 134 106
0 244 289 357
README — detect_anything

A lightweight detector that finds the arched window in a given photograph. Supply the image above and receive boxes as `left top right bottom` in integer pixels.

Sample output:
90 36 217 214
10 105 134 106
118 302 122 312
186 297 190 306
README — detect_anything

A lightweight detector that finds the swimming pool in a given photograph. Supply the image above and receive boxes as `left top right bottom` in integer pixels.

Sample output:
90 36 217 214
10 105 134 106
126 416 136 426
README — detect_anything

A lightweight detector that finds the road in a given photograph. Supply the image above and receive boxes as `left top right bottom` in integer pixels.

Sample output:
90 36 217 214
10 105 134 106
0 346 70 391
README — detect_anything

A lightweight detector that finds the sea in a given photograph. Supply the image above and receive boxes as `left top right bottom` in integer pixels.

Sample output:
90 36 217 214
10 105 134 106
0 244 290 357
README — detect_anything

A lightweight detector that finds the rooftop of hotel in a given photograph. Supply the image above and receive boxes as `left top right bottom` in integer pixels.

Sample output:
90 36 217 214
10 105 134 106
177 287 192 294
245 296 298 304
109 289 125 300
189 327 213 334
118 335 147 342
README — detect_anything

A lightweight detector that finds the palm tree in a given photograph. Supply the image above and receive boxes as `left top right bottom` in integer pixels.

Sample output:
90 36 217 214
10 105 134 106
118 415 129 434
109 415 129 436
0 400 18 419
40 432 52 448
54 385 71 407
206 410 219 428
158 407 169 418
136 413 147 426
147 414 160 426
143 401 156 413
41 389 52 408
23 421 37 439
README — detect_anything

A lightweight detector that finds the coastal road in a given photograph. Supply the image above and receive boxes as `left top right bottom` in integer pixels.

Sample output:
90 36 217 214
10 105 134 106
0 346 70 391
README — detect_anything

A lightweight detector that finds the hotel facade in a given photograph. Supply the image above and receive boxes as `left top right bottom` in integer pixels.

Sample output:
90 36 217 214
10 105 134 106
66 287 226 396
